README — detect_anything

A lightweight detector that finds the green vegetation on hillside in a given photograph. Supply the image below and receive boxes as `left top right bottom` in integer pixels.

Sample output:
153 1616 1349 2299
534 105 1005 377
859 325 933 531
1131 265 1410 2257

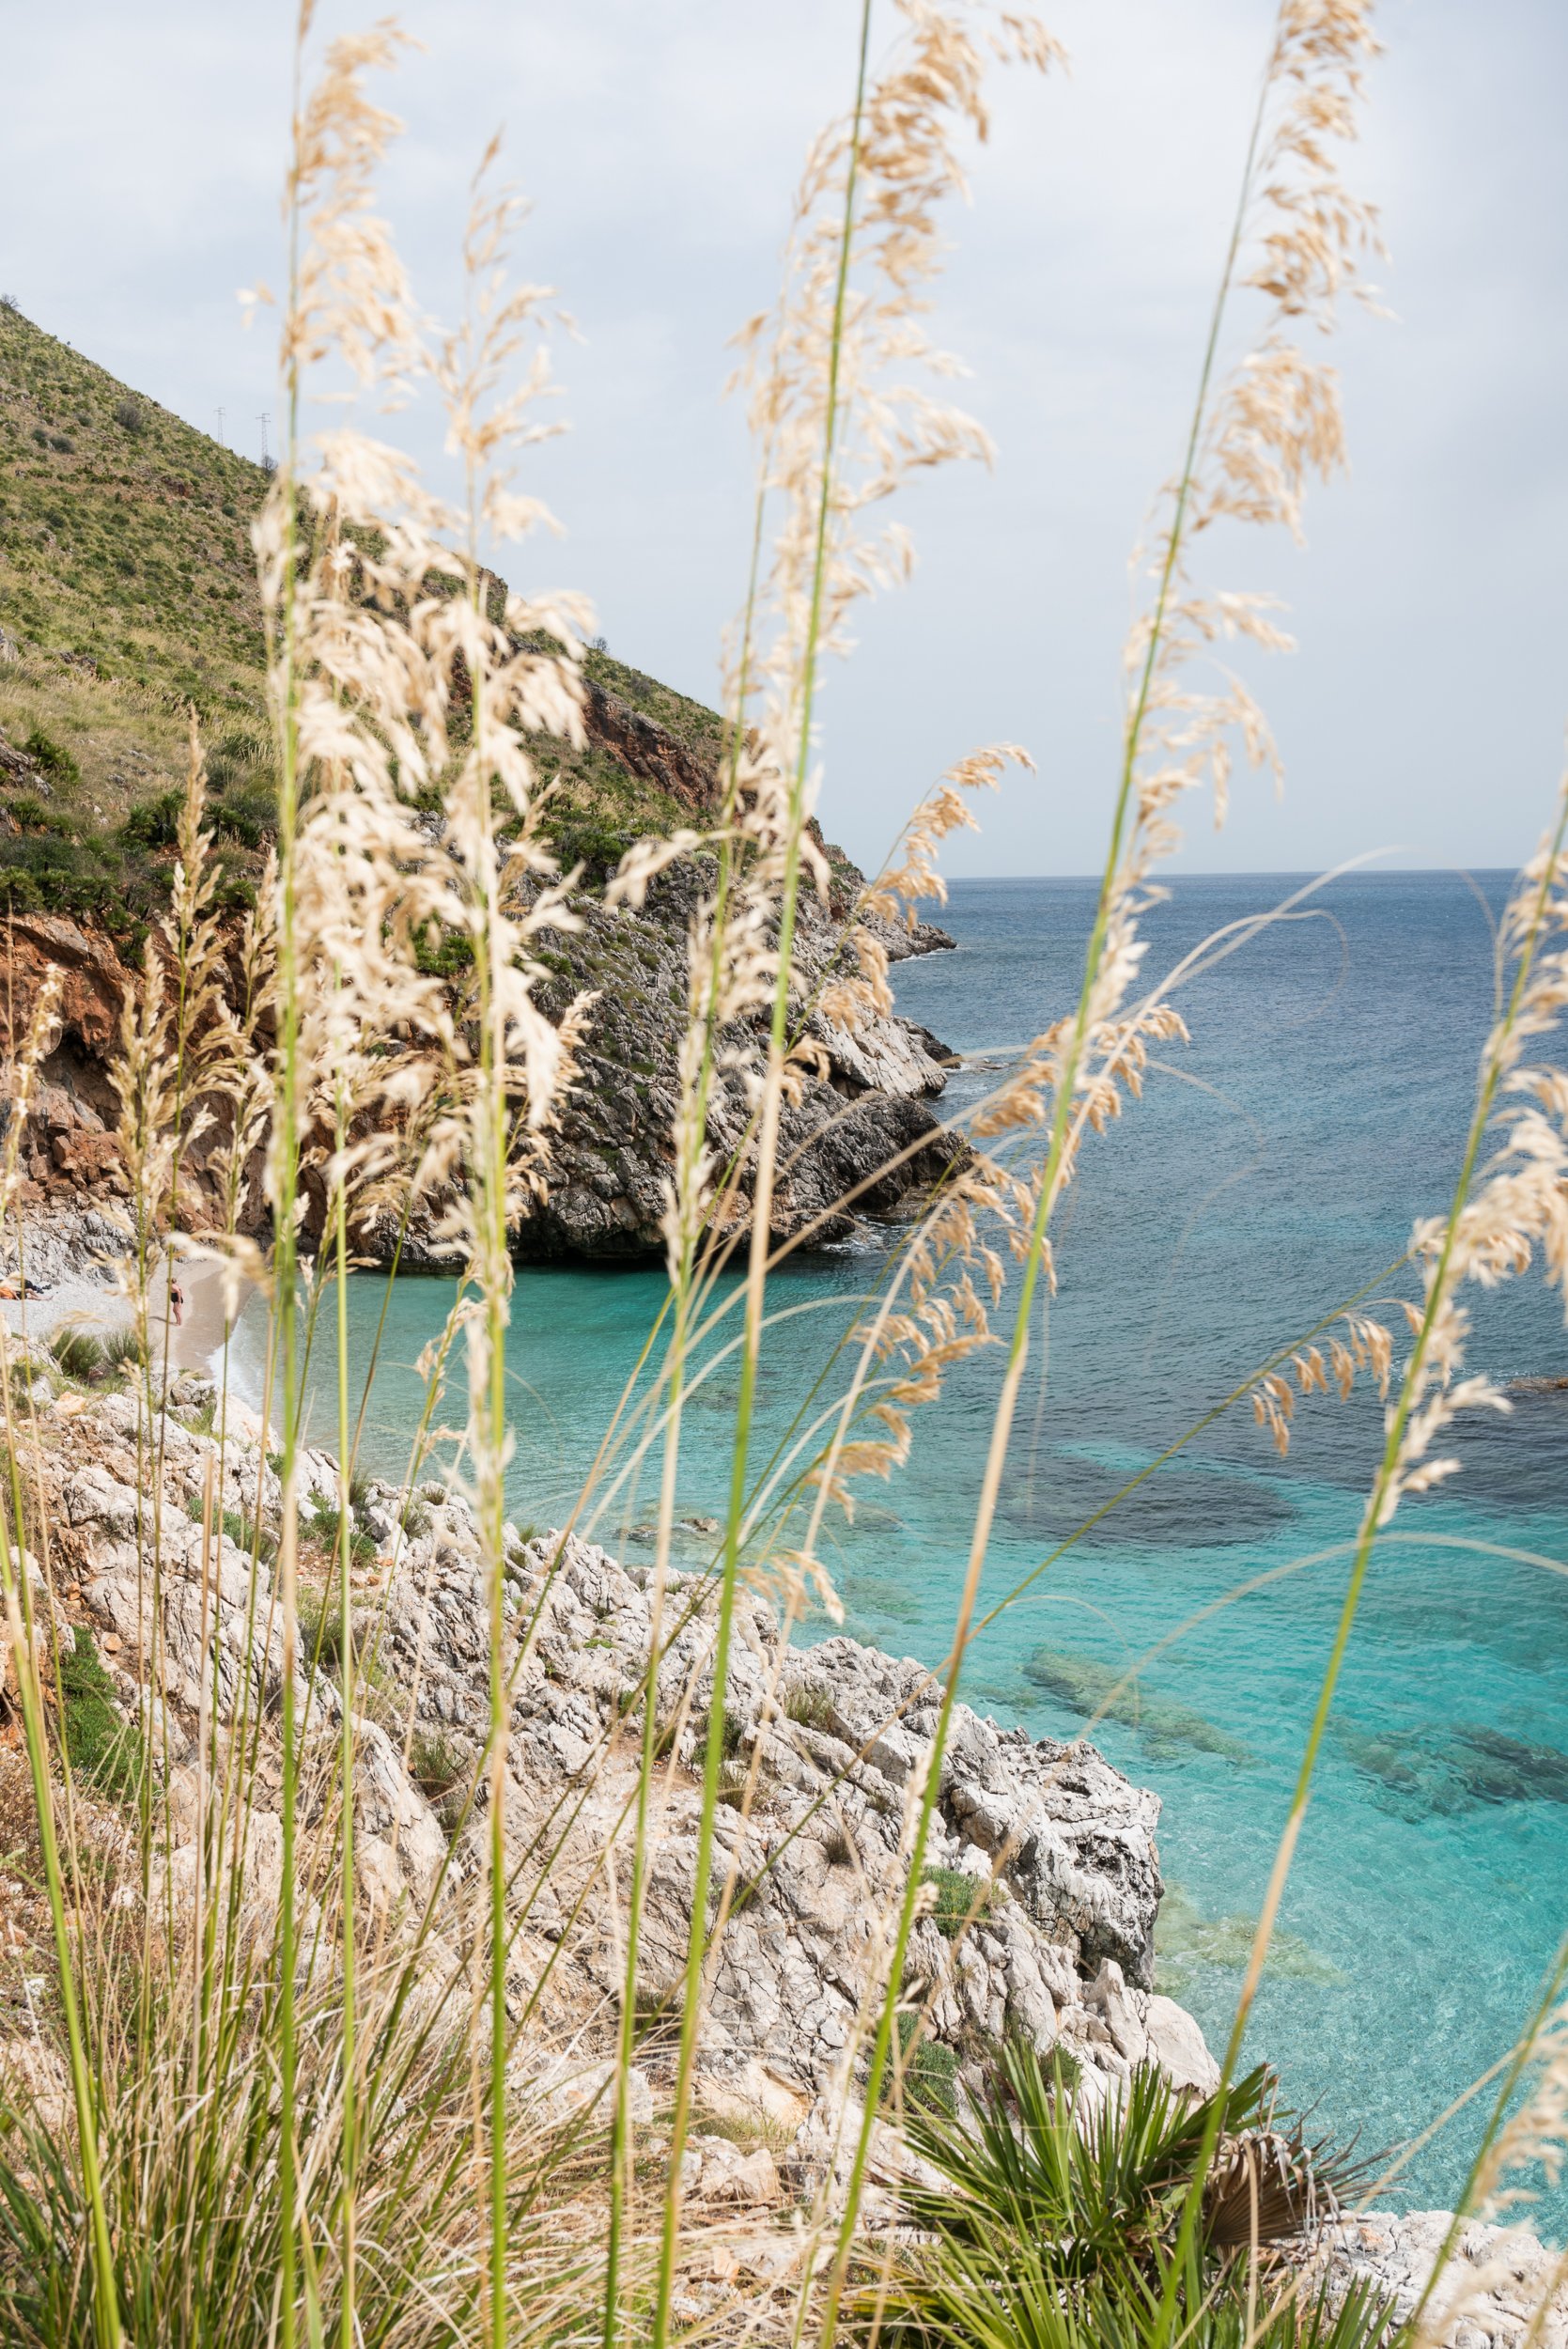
0 301 273 931
0 303 268 708
0 300 724 936
583 649 725 767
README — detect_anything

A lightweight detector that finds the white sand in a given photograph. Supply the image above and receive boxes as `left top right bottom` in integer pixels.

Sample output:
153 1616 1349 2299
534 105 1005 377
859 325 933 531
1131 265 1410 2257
0 1239 254 1379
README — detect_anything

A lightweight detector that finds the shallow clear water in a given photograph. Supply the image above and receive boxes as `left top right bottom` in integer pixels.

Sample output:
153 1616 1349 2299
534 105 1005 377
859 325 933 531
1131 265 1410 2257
234 870 1568 2223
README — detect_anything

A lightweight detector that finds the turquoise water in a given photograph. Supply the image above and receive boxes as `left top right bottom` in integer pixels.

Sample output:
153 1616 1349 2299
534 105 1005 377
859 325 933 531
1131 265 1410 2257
235 871 1568 2221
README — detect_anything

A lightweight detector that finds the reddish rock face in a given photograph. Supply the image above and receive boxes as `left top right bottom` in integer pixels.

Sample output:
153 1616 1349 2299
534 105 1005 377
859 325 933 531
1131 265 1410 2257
582 680 719 815
0 913 128 1062
0 918 134 1206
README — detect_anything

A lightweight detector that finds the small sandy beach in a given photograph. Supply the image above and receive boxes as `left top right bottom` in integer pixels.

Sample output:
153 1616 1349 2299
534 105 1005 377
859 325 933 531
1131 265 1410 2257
0 1226 253 1380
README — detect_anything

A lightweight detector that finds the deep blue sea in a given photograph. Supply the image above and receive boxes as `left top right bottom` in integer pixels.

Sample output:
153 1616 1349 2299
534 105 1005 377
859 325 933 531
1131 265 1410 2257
237 871 1568 2224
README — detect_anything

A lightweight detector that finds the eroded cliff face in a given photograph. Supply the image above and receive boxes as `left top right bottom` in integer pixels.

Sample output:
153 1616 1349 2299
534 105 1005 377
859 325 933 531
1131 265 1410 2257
0 833 962 1262
0 912 136 1209
508 860 961 1262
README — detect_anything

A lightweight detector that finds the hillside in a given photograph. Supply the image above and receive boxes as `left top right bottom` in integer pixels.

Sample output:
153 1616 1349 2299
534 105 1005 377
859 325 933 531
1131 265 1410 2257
0 303 733 939
0 306 965 1258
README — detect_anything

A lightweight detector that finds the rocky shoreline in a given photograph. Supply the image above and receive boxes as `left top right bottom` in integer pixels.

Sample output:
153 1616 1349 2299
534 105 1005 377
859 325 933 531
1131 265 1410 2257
0 1338 1557 2332
34 1360 1213 2120
508 864 965 1262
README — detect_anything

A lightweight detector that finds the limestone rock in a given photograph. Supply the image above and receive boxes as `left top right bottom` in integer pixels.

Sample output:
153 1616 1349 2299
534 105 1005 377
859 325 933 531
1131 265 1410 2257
681 2135 782 2208
502 861 964 1263
1143 1994 1221 2095
1317 2214 1568 2349
41 1382 1217 2131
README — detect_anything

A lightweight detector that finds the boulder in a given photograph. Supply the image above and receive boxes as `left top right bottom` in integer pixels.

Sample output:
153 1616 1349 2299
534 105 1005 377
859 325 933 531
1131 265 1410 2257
1143 1994 1221 2095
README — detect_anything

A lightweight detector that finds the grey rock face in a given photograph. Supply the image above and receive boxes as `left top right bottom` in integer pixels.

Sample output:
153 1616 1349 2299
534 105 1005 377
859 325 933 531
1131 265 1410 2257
800 1639 1166 1989
34 1377 1565 2299
484 861 962 1264
1314 2214 1568 2349
43 1384 1211 2123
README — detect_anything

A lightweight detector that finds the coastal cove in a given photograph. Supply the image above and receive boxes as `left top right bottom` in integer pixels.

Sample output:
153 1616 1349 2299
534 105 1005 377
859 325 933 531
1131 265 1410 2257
233 869 1568 2222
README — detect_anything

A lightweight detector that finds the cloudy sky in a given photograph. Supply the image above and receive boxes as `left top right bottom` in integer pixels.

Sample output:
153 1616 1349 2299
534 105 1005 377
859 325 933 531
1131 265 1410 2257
7 1 1565 878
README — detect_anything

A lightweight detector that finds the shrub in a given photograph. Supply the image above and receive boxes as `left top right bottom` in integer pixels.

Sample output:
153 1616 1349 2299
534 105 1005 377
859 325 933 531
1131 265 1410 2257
894 2015 961 2119
0 832 152 934
114 397 146 434
57 1628 142 1800
7 1358 48 1408
923 1863 992 1941
304 1495 378 1571
692 1707 748 1773
181 1491 277 1567
122 790 183 849
414 923 475 978
210 783 274 848
409 1730 467 1801
295 1580 348 1672
21 729 79 788
784 1679 836 1733
8 797 56 832
295 1584 402 1731
102 1325 144 1371
543 815 635 881
866 2046 1388 2349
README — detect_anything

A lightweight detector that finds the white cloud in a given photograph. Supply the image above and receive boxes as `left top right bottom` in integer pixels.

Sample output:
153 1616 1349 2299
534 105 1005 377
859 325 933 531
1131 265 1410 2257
6 0 1565 878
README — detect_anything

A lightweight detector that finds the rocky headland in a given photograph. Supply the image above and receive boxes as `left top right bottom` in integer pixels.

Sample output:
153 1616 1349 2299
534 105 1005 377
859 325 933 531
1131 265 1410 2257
0 622 967 1265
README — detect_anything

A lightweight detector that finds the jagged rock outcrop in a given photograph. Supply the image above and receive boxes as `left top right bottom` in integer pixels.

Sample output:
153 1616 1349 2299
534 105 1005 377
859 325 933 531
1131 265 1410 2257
31 1367 1216 2130
582 677 719 815
0 848 961 1259
0 915 132 1210
18 1359 1560 2334
1312 2214 1568 2349
509 859 961 1261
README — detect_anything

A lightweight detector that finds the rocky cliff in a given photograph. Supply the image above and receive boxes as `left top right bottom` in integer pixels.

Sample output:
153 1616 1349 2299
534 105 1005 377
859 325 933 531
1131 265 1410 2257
512 857 961 1260
0 842 962 1261
2 299 967 1258
1 1328 1552 2337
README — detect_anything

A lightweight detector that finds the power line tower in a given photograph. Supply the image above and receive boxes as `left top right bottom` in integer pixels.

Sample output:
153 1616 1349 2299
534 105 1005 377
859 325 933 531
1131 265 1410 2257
256 412 271 469
215 406 226 447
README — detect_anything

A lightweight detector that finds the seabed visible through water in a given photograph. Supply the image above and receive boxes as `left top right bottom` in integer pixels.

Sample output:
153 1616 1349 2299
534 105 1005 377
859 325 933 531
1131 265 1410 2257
225 872 1568 2224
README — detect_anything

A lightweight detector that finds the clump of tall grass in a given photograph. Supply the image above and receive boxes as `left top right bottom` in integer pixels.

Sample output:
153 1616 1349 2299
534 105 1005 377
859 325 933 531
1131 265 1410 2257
2 5 1568 2349
48 1327 106 1383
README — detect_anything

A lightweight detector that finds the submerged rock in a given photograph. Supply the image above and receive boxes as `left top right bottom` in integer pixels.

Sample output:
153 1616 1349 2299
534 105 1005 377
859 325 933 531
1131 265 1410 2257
1024 1643 1252 1766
